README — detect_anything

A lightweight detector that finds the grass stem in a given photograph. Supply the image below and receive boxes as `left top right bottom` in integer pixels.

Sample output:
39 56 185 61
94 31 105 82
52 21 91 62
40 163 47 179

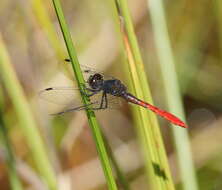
112 0 176 189
51 0 118 189
0 34 58 190
148 0 199 189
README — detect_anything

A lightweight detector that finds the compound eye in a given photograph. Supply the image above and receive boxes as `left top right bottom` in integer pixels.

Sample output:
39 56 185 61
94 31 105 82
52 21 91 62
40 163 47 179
88 74 103 88
94 74 103 81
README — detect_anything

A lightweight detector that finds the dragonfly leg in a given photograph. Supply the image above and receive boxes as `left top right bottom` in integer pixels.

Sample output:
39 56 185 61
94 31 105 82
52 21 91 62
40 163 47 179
86 88 101 97
103 93 108 109
86 91 98 97
99 92 105 108
51 103 95 115
92 92 108 110
80 88 99 97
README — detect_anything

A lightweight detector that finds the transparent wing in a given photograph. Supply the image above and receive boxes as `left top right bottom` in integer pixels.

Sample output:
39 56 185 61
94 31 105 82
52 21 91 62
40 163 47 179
64 58 115 82
39 86 123 115
39 86 80 105
102 94 123 110
39 86 84 115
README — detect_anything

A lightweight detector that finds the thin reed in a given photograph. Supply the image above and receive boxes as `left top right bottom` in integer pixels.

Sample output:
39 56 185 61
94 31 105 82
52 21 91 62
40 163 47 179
148 0 198 189
51 0 118 189
111 0 176 189
1 0 221 189
0 35 58 190
0 90 23 190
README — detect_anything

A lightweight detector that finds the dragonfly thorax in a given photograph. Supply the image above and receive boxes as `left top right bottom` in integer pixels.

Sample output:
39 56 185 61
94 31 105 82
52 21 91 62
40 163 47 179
103 79 127 96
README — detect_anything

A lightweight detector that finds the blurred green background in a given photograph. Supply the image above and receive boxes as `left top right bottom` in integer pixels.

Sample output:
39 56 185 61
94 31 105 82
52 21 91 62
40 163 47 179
0 0 222 189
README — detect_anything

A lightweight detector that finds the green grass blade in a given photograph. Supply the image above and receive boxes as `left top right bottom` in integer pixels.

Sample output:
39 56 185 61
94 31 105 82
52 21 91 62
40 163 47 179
0 90 23 190
213 0 222 58
112 0 176 189
32 0 65 59
51 0 118 189
123 35 174 190
148 0 199 190
0 35 58 190
0 120 23 190
102 133 130 190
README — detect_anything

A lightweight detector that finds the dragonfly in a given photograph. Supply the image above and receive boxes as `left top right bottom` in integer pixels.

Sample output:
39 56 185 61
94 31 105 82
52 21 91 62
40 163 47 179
40 59 188 128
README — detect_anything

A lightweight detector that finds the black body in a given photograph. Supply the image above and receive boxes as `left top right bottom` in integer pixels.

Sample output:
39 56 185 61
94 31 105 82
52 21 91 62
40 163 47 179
86 73 129 110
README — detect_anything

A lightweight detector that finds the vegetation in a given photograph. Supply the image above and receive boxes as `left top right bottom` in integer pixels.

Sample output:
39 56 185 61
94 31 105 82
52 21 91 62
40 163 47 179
0 0 221 189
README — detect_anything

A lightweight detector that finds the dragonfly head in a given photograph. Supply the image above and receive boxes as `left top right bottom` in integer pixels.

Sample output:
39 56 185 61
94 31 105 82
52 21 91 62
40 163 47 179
88 73 104 89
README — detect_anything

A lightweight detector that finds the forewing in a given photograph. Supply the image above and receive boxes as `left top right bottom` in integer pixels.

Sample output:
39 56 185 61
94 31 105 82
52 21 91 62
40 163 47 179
39 87 109 114
39 86 85 114
39 86 80 105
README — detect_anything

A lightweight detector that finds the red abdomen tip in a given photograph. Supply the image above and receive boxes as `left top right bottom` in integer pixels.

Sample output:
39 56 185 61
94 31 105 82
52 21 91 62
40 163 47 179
163 112 188 128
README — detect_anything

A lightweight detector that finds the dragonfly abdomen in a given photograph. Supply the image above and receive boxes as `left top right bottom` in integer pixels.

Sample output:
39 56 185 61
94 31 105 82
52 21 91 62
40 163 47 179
122 93 188 128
